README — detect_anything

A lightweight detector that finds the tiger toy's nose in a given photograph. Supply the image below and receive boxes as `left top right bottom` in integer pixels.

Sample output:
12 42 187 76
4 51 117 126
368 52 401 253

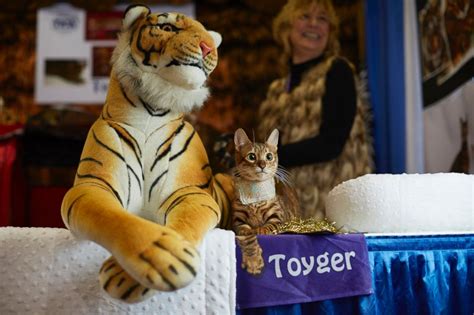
200 41 212 57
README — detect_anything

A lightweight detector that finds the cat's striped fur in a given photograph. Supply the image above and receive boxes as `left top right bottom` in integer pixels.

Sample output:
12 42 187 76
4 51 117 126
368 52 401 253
232 128 296 275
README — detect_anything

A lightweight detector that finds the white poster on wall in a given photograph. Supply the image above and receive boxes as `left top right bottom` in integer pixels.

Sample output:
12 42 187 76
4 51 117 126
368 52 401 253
423 81 474 173
416 0 474 173
34 3 195 105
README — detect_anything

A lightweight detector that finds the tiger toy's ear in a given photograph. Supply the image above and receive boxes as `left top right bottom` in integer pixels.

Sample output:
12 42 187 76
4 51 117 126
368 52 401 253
123 4 150 30
266 129 279 148
209 31 222 48
234 128 252 152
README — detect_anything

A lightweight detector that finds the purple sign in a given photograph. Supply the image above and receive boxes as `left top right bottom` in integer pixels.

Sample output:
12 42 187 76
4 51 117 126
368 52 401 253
236 233 373 309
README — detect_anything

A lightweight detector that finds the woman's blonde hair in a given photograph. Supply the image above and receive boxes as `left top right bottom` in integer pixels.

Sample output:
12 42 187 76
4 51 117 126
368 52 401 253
273 0 340 67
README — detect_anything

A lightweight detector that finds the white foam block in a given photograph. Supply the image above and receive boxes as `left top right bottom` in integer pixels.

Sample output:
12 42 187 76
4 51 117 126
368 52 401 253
0 227 236 315
326 173 474 234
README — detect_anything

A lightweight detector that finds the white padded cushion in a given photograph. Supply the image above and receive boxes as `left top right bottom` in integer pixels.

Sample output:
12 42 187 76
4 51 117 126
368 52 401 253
0 227 236 315
326 173 474 234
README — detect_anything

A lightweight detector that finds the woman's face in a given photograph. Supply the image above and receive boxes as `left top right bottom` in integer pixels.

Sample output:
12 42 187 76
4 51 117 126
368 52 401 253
289 4 330 63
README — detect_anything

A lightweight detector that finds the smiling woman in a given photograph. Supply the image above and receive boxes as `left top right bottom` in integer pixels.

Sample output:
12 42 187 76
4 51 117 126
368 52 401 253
289 4 331 63
257 0 373 219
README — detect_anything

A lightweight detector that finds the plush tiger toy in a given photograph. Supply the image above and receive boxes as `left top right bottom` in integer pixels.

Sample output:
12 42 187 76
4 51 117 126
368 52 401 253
60 5 233 303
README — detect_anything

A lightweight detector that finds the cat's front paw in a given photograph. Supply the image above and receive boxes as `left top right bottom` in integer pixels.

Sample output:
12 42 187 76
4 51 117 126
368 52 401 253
241 247 264 275
117 225 200 292
99 256 156 303
256 226 276 235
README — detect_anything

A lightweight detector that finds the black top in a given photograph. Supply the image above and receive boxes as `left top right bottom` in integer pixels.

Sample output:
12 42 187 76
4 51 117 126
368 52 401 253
278 56 357 168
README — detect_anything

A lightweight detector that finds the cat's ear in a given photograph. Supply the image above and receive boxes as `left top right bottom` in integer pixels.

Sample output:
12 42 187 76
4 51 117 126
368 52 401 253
234 128 251 152
266 129 279 148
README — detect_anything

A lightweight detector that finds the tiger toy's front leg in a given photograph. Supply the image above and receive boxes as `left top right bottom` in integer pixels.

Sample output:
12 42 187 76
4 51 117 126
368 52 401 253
93 184 229 303
61 119 226 303
62 183 204 293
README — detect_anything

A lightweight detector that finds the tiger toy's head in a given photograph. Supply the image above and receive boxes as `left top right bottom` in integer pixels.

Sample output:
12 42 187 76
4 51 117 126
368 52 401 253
112 5 222 112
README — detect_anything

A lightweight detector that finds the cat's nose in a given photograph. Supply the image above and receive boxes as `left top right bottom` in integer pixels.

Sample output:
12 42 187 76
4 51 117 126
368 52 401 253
257 161 266 169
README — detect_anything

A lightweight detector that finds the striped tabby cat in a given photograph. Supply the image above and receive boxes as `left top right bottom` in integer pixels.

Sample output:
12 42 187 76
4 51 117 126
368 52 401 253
232 128 297 275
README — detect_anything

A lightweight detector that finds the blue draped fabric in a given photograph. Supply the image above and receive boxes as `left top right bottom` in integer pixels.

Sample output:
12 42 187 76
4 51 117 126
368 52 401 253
237 234 474 315
365 0 406 173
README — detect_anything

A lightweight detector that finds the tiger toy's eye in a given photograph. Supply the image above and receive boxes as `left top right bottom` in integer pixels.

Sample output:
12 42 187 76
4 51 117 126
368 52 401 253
246 153 256 162
158 23 179 32
162 25 173 32
266 153 273 161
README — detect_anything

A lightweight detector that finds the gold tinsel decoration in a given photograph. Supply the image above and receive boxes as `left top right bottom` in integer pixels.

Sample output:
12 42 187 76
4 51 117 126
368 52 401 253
272 218 340 235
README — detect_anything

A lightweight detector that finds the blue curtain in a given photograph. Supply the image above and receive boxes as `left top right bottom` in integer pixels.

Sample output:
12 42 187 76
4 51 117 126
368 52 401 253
365 0 406 173
237 234 474 315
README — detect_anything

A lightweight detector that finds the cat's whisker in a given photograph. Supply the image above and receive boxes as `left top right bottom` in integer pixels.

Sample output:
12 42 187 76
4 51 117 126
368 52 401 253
276 173 290 182
276 167 291 179
275 170 294 188
276 172 291 181
278 170 293 181
277 172 292 181
277 166 292 176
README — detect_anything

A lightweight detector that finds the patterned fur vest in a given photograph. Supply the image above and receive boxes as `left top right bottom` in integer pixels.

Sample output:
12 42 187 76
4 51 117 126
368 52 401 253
258 56 373 219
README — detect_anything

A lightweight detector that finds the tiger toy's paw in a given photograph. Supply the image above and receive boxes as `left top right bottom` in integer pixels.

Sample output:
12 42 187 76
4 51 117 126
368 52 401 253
115 225 201 295
241 246 264 275
99 256 156 303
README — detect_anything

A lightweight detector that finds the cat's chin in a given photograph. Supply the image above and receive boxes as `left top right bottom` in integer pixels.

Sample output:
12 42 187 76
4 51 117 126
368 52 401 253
240 175 272 182
255 174 274 182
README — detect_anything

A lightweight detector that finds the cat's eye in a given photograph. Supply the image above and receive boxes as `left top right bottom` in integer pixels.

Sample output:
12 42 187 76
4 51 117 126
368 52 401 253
246 153 256 162
266 153 273 161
